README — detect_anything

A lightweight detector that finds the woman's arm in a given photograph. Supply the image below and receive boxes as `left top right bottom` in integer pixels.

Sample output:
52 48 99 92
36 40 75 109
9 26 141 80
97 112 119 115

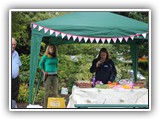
39 55 46 73
90 59 97 73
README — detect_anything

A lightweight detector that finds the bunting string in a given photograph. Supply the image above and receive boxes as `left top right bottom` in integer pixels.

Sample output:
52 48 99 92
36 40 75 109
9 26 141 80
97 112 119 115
31 22 148 44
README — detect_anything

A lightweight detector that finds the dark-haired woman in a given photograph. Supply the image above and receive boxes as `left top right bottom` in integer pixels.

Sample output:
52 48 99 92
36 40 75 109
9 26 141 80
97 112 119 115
90 48 117 84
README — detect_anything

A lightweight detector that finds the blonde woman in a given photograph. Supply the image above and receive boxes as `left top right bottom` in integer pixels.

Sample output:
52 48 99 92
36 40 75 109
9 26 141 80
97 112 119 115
39 44 58 108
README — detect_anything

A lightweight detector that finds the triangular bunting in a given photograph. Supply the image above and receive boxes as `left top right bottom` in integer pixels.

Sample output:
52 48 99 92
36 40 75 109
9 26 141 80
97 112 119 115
95 38 100 43
112 38 117 43
136 33 140 37
124 37 129 42
90 37 94 43
38 26 43 31
61 33 66 39
106 38 111 43
44 28 49 33
118 37 123 42
50 30 54 35
130 35 135 40
142 33 147 38
72 35 77 41
55 31 60 37
33 24 37 29
67 34 72 40
101 38 106 43
84 37 88 43
78 36 83 42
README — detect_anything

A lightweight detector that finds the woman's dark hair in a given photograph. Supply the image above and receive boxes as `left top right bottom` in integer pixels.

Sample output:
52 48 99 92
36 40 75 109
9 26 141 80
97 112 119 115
97 48 109 60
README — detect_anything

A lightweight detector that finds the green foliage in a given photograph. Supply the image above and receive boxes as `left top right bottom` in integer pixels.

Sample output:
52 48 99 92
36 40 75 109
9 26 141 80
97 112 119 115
19 70 29 84
109 44 131 62
115 61 132 80
20 54 30 71
18 83 29 102
58 44 108 57
138 43 149 58
33 86 45 104
58 53 93 93
128 12 148 23
18 83 44 103
19 54 30 83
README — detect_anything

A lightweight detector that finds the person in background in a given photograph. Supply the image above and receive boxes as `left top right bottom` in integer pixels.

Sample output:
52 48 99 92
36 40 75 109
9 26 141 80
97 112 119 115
39 44 58 108
12 38 22 108
90 48 117 84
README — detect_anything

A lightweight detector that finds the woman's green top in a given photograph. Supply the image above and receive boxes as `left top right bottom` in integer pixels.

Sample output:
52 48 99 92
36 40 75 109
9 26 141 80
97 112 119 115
39 55 58 73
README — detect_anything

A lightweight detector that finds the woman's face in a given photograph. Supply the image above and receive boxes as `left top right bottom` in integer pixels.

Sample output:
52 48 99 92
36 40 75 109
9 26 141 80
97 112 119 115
100 51 107 62
49 46 54 54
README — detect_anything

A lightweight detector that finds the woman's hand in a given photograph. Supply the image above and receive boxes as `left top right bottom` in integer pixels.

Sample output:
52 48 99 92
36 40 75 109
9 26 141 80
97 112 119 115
96 60 102 67
42 70 48 76
44 72 48 76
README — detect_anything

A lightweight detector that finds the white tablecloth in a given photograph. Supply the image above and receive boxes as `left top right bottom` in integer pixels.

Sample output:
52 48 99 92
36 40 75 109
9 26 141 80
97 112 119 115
67 86 148 108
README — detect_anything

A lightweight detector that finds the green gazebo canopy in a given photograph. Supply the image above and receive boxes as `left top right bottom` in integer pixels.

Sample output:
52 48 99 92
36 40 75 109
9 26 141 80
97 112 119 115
29 12 148 104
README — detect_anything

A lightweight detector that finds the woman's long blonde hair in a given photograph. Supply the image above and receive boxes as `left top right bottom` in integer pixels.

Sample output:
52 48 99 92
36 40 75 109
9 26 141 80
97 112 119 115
45 44 57 57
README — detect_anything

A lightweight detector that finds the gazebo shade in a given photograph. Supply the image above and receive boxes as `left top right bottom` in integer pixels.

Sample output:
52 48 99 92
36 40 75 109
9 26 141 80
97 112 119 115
29 12 148 104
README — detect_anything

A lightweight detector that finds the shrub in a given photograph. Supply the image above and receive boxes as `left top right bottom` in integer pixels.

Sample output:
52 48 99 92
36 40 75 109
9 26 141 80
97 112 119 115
18 83 44 104
18 83 29 103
